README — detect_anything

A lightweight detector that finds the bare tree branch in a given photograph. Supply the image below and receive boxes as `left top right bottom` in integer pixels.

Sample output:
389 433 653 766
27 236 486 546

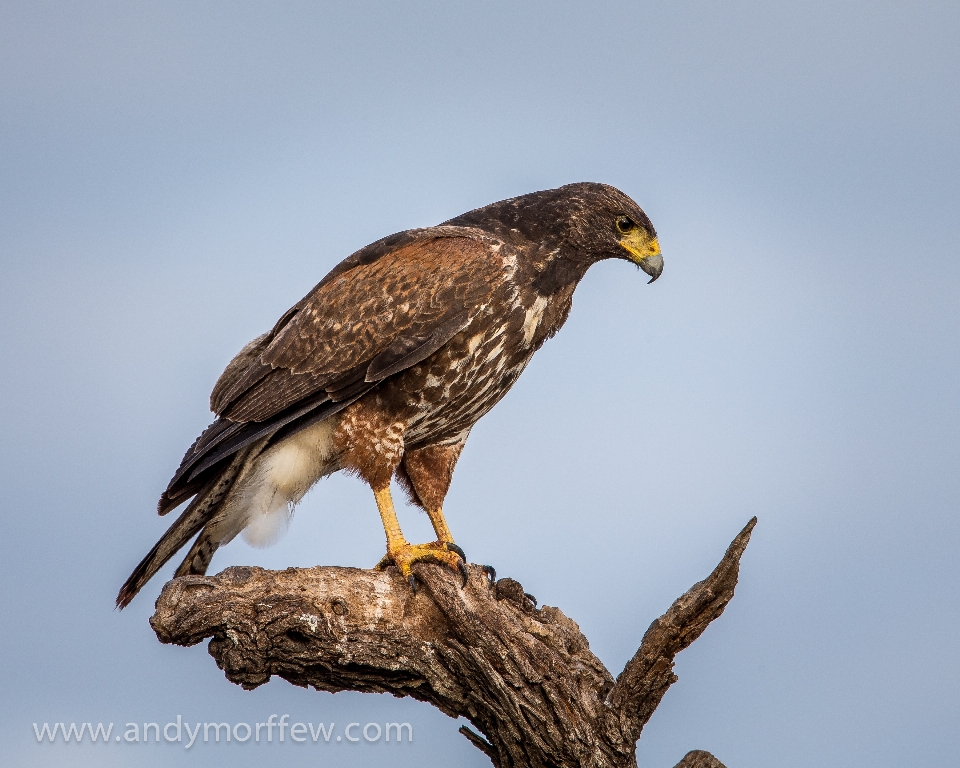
611 517 757 744
150 518 755 767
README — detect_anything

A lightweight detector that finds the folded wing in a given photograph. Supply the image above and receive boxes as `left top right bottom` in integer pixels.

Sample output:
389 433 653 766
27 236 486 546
159 228 504 514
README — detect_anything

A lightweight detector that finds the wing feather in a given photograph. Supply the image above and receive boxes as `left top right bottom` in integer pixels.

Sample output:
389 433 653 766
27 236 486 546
219 232 501 421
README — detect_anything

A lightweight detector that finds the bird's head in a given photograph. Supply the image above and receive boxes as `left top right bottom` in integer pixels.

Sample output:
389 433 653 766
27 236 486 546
555 182 662 283
445 182 662 284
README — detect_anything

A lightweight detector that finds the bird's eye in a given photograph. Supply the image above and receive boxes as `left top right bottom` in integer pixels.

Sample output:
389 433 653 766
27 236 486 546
616 216 636 234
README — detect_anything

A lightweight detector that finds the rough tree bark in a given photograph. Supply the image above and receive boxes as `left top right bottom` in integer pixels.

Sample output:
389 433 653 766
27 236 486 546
150 517 754 768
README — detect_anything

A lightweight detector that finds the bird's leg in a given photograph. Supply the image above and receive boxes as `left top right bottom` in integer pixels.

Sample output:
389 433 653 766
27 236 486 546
424 505 466 562
374 485 407 558
394 443 470 563
373 485 467 588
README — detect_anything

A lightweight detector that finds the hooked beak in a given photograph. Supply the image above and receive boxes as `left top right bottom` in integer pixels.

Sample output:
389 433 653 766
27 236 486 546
619 233 663 284
639 252 663 283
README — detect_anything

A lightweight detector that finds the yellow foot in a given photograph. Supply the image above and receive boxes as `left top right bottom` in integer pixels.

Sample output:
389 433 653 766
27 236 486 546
376 541 468 590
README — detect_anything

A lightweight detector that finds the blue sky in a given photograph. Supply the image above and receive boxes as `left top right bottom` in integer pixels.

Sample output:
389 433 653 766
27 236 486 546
2 2 958 766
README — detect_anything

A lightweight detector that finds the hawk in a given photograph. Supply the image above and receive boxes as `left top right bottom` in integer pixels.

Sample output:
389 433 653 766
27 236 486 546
117 182 662 607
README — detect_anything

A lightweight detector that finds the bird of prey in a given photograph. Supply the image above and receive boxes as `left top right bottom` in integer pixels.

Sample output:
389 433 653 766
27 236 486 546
117 182 662 607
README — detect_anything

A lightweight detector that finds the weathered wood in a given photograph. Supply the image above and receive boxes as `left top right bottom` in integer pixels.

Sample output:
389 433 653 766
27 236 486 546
673 750 728 768
150 517 755 767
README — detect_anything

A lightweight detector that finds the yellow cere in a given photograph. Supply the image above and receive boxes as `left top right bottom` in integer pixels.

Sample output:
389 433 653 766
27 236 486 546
619 230 661 264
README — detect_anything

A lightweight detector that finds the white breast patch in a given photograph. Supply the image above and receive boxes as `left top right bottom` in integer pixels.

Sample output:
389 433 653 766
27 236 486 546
522 295 549 347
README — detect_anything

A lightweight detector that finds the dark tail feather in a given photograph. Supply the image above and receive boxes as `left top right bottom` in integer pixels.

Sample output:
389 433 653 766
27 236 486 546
116 487 215 608
116 446 254 609
173 529 221 578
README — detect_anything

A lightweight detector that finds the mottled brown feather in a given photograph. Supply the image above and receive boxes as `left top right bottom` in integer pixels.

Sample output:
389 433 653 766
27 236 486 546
220 234 502 423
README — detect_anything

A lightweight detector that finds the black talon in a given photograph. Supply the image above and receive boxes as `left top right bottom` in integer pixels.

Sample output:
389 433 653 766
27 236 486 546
524 593 537 607
457 560 469 588
481 565 496 584
408 574 418 594
445 542 467 562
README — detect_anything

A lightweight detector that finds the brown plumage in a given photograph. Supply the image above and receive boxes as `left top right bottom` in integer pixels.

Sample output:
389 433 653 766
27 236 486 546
117 182 662 607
